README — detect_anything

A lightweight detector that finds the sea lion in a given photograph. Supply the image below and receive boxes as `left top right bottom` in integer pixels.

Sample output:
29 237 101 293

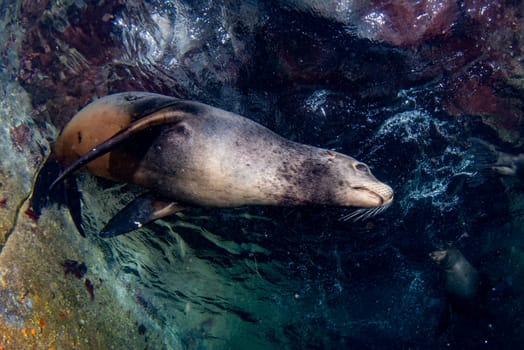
429 247 512 343
52 92 393 236
468 138 524 178
430 247 480 302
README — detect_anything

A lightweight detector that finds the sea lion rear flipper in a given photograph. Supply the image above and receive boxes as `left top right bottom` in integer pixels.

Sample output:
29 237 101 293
63 176 86 237
30 154 86 237
100 193 185 237
30 155 65 216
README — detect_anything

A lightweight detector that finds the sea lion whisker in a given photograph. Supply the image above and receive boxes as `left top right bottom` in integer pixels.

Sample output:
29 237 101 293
339 202 390 222
368 207 380 219
366 206 382 218
362 208 376 220
376 205 386 215
356 208 373 221
340 208 371 222
363 208 377 220
376 203 391 216
339 209 363 221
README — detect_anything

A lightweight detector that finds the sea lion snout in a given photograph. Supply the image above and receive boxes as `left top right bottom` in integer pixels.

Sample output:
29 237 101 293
377 183 394 204
336 156 394 208
345 182 393 208
359 179 394 207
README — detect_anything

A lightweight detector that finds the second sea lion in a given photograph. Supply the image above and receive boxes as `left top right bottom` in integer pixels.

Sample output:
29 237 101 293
52 92 394 236
468 137 524 178
431 247 480 302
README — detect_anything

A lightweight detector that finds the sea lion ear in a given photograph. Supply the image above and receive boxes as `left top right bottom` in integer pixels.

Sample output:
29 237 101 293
100 192 185 237
121 92 181 121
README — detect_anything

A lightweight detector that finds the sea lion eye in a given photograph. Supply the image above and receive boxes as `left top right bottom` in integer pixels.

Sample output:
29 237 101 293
355 163 369 173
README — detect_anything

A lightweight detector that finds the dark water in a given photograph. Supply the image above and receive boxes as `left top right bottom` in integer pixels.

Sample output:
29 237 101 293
13 0 524 348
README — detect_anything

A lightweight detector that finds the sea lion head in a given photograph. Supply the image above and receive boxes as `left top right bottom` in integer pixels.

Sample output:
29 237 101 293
333 154 393 221
430 248 457 270
333 154 393 208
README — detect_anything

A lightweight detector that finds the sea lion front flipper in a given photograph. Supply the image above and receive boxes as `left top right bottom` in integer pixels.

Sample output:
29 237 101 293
50 101 195 189
100 193 185 237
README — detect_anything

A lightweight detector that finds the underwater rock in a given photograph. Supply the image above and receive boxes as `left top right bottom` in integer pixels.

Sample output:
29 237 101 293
18 1 126 128
18 0 264 129
281 0 459 47
18 0 524 145
0 84 46 247
0 204 149 348
0 2 52 245
278 0 524 145
355 0 459 47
